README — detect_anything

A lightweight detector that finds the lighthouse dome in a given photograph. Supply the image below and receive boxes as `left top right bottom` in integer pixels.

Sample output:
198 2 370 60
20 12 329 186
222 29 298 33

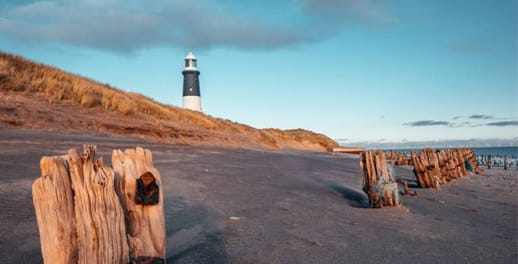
185 52 196 60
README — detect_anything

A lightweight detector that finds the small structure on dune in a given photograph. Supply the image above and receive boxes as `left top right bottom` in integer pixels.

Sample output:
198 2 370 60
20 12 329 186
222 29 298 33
330 147 365 154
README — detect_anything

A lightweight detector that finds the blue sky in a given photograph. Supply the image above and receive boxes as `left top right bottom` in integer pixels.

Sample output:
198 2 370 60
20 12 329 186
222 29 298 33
0 0 516 144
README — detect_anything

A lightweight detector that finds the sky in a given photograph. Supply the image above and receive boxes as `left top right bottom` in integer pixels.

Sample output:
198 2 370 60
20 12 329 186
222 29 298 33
0 0 517 146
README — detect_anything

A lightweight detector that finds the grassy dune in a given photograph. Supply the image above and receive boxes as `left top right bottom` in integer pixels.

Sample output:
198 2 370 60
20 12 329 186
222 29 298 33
0 52 338 150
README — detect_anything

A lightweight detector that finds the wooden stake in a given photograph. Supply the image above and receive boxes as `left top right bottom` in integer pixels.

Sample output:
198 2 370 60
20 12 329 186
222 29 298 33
112 147 166 263
33 156 78 264
33 146 129 264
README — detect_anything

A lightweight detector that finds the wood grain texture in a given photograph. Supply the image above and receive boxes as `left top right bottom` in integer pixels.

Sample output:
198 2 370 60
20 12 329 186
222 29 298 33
360 150 400 208
33 156 78 264
33 146 131 264
412 148 481 188
411 148 441 188
66 146 129 264
387 151 412 166
112 147 166 262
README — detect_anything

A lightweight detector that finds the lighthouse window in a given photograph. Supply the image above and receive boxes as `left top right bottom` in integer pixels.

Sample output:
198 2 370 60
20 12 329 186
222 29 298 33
192 60 197 67
185 60 189 67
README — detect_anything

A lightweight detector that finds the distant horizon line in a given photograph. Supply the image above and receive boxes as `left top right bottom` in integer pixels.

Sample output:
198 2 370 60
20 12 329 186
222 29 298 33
337 138 518 150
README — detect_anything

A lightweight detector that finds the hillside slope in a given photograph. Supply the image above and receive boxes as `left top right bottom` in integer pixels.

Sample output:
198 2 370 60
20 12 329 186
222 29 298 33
0 52 338 151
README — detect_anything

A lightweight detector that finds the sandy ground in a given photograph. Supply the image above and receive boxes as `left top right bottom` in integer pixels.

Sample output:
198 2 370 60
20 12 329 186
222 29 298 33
0 128 516 264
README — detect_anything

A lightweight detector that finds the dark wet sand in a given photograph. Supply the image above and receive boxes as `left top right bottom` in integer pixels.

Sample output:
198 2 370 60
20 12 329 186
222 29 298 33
0 128 516 264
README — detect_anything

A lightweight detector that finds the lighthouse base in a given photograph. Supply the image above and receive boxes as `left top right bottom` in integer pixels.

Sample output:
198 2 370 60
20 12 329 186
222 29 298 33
182 96 202 112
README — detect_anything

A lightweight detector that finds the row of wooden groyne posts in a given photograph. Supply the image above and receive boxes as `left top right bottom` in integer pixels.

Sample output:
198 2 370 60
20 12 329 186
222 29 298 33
360 148 483 208
385 150 516 169
31 145 498 263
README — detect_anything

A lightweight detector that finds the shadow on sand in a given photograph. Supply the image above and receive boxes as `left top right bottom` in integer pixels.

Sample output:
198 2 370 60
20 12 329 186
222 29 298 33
165 197 229 264
403 179 419 188
328 182 370 208
392 166 419 188
314 178 369 208
166 233 228 264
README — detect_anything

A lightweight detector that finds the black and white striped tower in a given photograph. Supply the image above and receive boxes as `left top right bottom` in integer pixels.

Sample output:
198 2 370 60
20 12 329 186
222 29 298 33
182 52 202 111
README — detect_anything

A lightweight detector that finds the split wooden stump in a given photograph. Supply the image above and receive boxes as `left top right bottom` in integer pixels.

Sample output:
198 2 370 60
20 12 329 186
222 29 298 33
360 150 401 208
32 146 165 264
113 147 166 263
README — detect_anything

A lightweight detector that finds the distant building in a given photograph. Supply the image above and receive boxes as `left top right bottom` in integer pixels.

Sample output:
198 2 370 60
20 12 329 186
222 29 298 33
182 52 202 111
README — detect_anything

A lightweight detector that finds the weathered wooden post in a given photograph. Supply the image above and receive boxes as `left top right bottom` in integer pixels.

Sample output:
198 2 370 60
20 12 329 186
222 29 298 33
435 150 449 183
487 154 492 169
112 147 166 263
454 149 467 177
33 156 78 264
402 152 411 166
33 146 129 264
411 151 425 187
388 152 411 166
402 181 417 196
388 150 396 165
33 146 165 264
68 147 129 264
360 150 401 208
504 155 508 170
448 151 461 179
411 149 441 188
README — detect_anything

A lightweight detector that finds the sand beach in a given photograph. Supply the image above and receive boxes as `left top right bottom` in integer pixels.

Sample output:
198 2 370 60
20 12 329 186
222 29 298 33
0 128 516 264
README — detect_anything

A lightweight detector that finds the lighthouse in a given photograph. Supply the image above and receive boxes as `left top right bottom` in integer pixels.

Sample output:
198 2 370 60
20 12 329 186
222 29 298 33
182 52 202 111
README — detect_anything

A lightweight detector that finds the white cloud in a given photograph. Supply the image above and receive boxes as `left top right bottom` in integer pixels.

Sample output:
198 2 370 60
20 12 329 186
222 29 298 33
0 0 395 53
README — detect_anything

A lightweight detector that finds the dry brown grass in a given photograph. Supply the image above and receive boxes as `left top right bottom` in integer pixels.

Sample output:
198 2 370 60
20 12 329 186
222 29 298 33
0 51 338 150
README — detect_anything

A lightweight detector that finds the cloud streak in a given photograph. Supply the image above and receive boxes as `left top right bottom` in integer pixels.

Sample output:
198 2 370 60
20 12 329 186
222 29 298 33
405 118 518 128
486 121 518 127
468 114 493 120
0 1 316 53
0 0 394 53
447 121 480 128
403 120 450 127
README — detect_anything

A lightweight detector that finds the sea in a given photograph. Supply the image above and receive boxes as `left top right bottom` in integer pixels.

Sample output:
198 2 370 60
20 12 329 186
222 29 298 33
382 146 518 168
384 146 517 158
